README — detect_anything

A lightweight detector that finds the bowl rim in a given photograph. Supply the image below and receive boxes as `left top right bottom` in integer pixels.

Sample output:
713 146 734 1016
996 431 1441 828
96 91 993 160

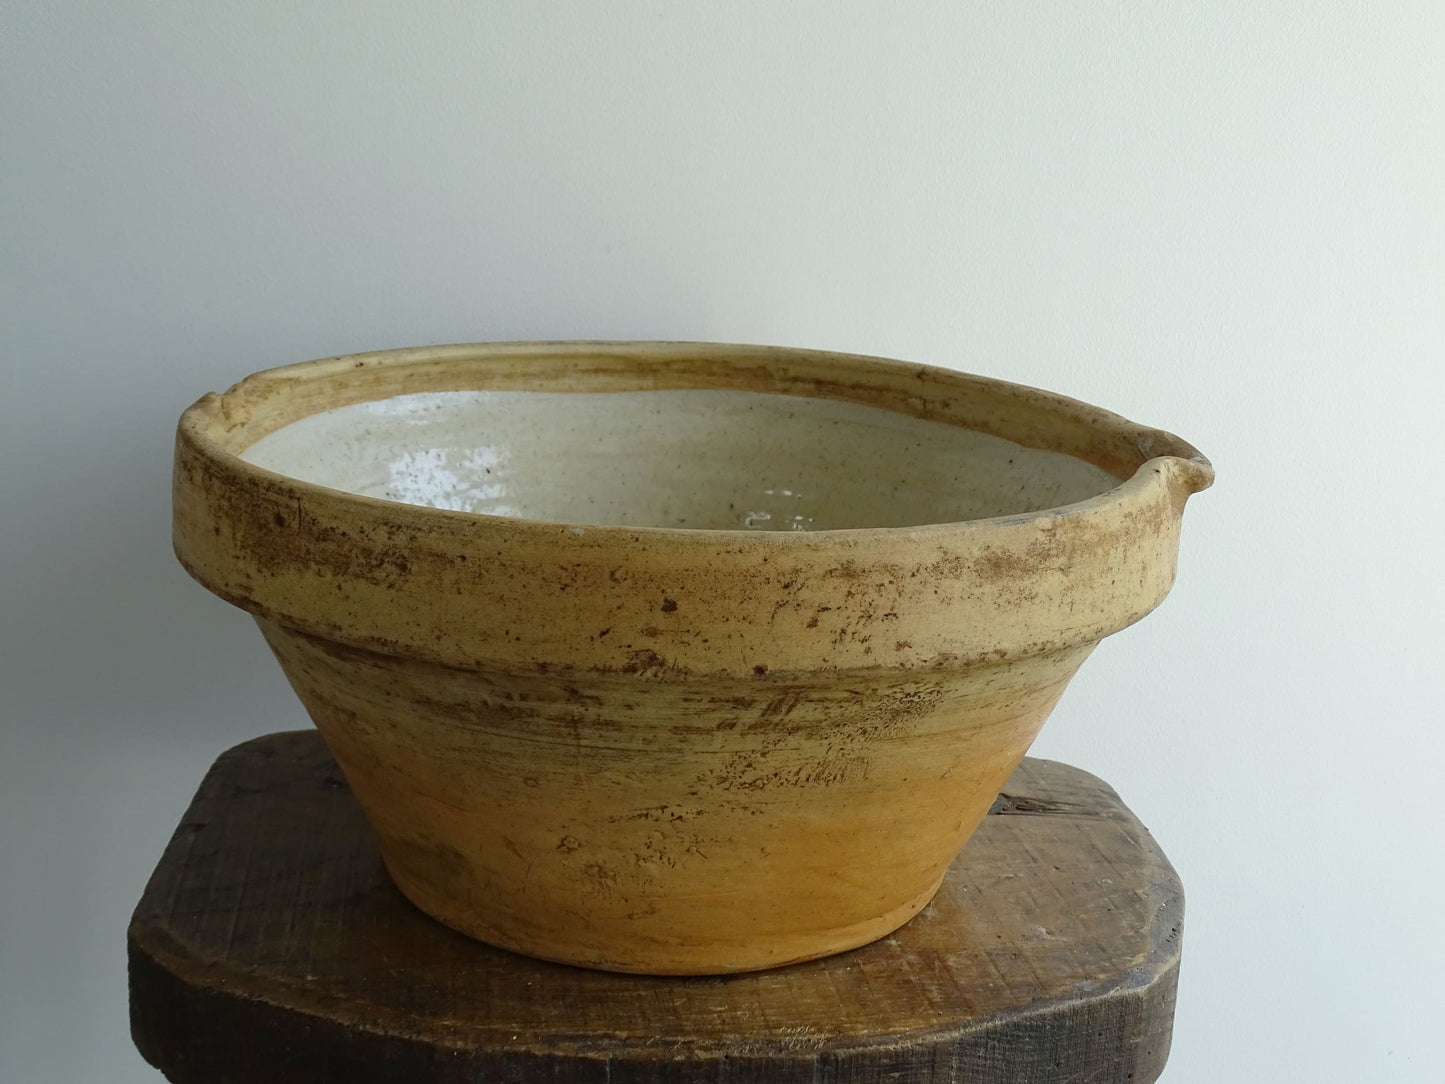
173 341 1213 674
178 340 1212 541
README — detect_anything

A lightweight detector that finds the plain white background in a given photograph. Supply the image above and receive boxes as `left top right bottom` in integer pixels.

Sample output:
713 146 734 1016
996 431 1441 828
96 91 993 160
3 3 1441 1080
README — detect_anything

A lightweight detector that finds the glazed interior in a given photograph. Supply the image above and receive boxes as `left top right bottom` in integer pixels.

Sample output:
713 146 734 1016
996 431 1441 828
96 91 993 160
240 388 1122 531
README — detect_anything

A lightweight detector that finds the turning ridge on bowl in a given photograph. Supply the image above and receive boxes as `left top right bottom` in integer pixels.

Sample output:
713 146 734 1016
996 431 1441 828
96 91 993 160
173 342 1212 974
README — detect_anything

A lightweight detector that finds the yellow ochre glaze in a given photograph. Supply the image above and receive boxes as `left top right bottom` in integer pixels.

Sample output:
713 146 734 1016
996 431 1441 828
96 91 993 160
173 341 1211 973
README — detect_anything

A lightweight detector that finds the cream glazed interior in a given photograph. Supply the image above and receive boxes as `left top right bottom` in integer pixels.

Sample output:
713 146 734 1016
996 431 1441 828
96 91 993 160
239 388 1123 531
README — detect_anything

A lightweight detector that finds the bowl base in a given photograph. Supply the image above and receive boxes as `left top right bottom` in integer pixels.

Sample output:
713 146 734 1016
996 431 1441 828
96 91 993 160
385 860 949 975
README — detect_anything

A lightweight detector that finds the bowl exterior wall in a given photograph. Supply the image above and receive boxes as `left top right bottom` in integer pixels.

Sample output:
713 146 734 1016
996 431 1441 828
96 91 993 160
174 342 1212 974
259 617 1091 973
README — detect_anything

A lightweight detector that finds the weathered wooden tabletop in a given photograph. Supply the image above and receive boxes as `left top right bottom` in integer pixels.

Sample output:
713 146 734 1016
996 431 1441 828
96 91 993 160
129 731 1181 1083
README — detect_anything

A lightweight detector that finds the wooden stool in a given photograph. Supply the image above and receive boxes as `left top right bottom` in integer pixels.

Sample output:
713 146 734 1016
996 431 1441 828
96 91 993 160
128 732 1182 1082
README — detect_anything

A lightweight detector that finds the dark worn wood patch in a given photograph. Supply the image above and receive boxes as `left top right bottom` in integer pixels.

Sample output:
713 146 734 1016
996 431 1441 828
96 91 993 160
129 732 1181 1083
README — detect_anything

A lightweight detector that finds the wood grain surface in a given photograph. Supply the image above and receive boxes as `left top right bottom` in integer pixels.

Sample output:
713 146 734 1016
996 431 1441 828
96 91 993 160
129 731 1182 1083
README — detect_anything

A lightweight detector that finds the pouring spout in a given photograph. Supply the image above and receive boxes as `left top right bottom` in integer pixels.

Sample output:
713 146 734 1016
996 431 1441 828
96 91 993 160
1162 453 1215 497
1133 427 1214 502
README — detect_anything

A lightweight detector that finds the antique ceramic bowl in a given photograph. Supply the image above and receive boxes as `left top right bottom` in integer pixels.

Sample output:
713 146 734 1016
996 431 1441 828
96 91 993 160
173 341 1212 974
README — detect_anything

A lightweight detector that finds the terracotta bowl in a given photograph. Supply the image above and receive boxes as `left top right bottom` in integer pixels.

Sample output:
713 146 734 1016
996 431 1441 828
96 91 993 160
173 341 1212 974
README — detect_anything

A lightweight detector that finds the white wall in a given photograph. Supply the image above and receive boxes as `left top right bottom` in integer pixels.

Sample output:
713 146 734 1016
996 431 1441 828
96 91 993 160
3 4 1440 1080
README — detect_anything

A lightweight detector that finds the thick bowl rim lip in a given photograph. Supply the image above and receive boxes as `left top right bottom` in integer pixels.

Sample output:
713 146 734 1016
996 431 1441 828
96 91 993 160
178 340 1213 544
